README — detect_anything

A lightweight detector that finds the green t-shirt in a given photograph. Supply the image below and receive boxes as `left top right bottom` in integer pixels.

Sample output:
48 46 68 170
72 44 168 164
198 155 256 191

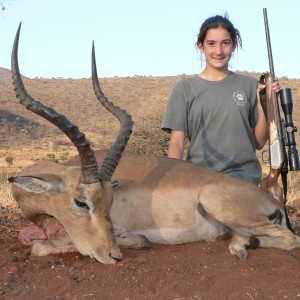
161 72 262 184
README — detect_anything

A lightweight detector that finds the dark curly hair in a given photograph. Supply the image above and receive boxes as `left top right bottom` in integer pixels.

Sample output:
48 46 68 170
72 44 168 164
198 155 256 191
196 14 242 50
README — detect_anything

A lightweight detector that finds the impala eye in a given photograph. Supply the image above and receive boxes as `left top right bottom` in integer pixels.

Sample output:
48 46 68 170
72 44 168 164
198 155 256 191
74 197 90 210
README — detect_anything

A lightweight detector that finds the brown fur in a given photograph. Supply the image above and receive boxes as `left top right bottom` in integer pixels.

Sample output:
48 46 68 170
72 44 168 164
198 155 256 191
10 149 300 264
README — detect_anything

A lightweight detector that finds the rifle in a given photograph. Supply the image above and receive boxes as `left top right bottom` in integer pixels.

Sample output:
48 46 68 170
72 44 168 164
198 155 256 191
259 8 300 231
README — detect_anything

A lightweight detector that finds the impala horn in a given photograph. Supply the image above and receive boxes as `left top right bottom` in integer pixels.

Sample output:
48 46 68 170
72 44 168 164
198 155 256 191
91 42 133 182
11 22 99 184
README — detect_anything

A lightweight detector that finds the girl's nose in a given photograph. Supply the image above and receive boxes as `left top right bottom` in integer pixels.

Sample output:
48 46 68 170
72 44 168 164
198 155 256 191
215 44 223 54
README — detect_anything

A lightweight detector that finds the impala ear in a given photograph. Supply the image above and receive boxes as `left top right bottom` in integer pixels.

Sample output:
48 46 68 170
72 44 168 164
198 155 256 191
111 179 119 188
8 174 63 194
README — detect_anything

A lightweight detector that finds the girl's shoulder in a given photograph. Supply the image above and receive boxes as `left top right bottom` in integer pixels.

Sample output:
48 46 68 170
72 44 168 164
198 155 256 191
176 75 199 84
230 72 259 84
172 75 201 90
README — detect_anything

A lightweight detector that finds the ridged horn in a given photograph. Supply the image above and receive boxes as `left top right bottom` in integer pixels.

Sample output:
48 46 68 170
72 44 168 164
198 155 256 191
92 42 133 182
11 23 99 184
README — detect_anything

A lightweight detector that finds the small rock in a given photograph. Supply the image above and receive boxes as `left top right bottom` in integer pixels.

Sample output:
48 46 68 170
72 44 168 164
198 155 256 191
12 255 19 262
71 274 80 282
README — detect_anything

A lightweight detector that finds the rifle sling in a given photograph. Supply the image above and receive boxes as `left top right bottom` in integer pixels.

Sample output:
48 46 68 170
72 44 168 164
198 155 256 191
280 169 294 232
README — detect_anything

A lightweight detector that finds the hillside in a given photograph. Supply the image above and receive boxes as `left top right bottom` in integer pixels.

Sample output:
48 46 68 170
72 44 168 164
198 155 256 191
0 67 11 80
1 73 300 195
1 72 299 151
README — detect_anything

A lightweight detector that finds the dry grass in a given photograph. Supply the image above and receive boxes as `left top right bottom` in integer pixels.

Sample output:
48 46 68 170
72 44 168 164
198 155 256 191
0 167 19 206
1 73 300 206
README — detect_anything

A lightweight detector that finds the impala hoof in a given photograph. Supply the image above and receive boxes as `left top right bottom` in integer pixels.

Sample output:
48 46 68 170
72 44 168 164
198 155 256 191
138 234 152 249
235 249 248 261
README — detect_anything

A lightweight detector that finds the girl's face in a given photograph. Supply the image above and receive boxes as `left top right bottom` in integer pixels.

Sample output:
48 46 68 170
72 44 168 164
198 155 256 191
198 27 235 72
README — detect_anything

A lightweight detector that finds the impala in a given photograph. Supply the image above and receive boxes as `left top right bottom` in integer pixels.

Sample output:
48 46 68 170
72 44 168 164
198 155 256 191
9 23 300 264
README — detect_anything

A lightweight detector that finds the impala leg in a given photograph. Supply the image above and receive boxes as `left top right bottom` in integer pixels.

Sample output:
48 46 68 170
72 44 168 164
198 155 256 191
31 240 77 256
252 224 300 250
116 234 152 249
230 222 300 259
229 234 259 261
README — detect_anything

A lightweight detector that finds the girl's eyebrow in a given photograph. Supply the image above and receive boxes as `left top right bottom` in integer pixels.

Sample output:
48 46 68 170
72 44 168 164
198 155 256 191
205 39 231 43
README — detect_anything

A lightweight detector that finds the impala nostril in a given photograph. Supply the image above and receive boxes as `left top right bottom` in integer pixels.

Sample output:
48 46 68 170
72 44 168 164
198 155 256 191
109 253 122 262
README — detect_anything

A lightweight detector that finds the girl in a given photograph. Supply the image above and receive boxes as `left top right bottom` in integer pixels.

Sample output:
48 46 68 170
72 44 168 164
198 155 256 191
161 14 280 185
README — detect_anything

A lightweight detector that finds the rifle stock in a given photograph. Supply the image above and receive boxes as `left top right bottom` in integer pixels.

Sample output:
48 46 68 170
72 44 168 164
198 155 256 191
259 72 284 204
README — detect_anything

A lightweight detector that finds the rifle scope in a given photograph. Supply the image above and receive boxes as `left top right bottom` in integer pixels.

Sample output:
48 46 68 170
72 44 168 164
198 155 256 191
280 88 300 171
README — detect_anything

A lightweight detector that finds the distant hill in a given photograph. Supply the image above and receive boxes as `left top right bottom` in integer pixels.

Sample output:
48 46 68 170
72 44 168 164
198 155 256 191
1 74 299 153
0 67 29 80
0 67 12 80
0 109 52 144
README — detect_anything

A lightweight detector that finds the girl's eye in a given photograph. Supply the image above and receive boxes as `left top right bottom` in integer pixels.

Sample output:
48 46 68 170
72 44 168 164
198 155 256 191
74 197 90 210
223 40 231 46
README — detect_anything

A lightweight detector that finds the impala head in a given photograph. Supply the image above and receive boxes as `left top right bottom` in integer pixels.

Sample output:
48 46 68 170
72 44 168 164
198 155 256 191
9 23 133 264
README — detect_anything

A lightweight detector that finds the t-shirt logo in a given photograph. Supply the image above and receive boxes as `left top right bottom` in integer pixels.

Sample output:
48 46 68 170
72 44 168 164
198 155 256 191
233 91 247 106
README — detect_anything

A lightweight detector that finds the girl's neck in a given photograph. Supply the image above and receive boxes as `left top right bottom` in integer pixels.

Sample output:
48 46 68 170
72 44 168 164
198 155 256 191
199 67 230 81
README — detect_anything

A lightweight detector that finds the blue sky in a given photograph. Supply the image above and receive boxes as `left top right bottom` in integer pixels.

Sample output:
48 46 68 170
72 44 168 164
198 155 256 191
0 0 299 79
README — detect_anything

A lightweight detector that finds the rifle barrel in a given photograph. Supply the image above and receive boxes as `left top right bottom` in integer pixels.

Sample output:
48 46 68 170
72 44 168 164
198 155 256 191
263 8 275 77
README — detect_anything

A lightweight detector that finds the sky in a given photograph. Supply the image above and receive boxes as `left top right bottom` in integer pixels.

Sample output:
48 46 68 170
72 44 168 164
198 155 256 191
0 0 299 79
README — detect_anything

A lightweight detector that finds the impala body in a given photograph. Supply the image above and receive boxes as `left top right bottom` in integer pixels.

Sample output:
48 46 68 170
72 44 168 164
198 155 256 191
12 149 300 263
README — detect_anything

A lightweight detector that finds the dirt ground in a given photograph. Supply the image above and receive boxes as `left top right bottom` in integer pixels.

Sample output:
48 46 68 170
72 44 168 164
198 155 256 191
2 206 300 300
1 73 300 299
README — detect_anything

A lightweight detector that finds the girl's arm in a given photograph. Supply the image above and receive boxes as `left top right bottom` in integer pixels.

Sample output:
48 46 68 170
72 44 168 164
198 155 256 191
167 130 186 160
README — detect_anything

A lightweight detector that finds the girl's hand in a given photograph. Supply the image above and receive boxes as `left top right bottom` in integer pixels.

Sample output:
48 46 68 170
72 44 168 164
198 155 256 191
257 77 281 94
272 77 281 93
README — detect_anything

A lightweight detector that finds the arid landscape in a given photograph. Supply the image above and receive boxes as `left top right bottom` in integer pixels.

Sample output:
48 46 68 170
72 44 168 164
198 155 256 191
1 66 300 299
